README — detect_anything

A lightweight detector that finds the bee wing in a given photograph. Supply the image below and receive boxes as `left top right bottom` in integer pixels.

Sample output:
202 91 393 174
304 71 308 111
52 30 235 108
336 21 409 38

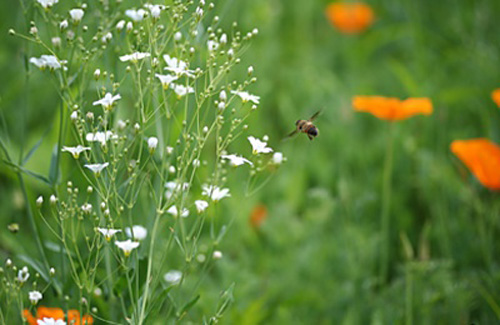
282 129 299 141
308 110 322 122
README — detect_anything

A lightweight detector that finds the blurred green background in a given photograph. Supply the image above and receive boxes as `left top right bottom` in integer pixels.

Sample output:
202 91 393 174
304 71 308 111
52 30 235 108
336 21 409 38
2 0 500 323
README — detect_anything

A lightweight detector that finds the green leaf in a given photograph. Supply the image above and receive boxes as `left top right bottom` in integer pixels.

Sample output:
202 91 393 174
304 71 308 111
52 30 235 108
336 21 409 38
22 126 51 166
178 294 200 319
2 159 51 185
48 144 60 185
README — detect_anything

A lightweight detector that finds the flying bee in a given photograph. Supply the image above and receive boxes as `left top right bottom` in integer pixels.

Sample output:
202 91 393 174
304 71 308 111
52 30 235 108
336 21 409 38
285 110 321 141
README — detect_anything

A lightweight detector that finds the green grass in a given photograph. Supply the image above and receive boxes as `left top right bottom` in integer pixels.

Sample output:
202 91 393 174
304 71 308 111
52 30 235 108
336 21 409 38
2 0 500 323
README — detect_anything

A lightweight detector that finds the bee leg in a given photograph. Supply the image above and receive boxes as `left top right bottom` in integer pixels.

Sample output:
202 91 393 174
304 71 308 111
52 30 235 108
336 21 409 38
307 134 313 141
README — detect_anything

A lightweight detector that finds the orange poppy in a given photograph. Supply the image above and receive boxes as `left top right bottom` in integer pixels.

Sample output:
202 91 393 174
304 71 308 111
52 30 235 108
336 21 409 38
491 88 500 107
325 2 374 34
352 96 433 121
250 204 268 229
451 138 500 190
23 307 93 325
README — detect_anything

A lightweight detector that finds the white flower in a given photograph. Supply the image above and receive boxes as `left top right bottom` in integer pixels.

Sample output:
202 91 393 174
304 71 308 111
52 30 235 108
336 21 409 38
272 152 284 165
207 40 219 52
29 290 43 304
219 90 227 102
219 33 227 45
84 163 109 176
147 137 158 153
116 20 126 30
155 74 178 89
37 0 58 9
30 55 61 70
120 52 150 63
144 4 164 18
231 90 260 104
213 251 223 259
174 31 182 41
164 270 182 285
248 136 273 154
164 181 189 199
126 21 133 31
36 196 44 207
171 83 194 97
195 7 203 18
18 266 29 284
81 203 92 214
202 185 231 202
61 145 90 159
163 55 195 77
115 239 140 256
69 8 84 22
86 131 117 145
97 227 121 241
166 146 174 155
221 154 253 167
125 9 147 21
92 93 121 110
70 111 78 121
49 195 57 205
194 200 208 213
37 318 66 325
248 66 254 75
51 37 61 47
167 205 189 218
125 225 148 241
60 20 68 30
101 32 112 43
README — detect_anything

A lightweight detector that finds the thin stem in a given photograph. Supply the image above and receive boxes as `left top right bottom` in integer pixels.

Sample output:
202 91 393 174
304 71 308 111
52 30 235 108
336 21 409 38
380 122 395 284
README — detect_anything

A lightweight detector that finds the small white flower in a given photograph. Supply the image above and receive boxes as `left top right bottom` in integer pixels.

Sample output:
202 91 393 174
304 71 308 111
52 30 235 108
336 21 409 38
219 33 227 45
144 4 164 19
213 251 223 259
115 239 140 256
125 8 147 21
126 21 133 31
125 225 148 241
219 90 227 102
18 266 29 284
148 137 158 153
97 227 121 241
84 163 109 176
207 40 219 52
69 8 84 22
29 290 43 305
37 318 66 325
252 28 259 35
194 200 208 213
195 7 203 18
93 93 121 110
51 37 61 47
30 55 61 70
119 52 151 63
94 68 101 79
116 20 126 31
221 154 253 167
231 90 260 104
37 0 58 9
101 32 113 43
49 267 56 276
192 159 200 167
171 83 194 97
227 48 234 58
155 74 178 89
86 131 117 145
163 55 195 78
117 119 126 130
167 205 189 218
168 166 176 174
248 66 254 75
174 31 182 41
36 196 44 207
202 185 231 202
248 136 273 154
49 195 57 205
81 203 92 214
164 270 182 285
60 20 68 30
166 146 174 155
164 180 189 199
70 111 78 121
272 152 284 165
217 102 225 111
62 145 90 159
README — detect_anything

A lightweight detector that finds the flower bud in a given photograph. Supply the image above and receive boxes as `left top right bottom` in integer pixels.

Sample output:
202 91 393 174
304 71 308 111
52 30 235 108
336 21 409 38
148 137 158 154
36 196 43 208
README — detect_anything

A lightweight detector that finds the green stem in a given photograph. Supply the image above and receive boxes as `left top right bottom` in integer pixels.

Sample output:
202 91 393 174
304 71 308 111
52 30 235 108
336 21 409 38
380 122 395 284
405 263 413 325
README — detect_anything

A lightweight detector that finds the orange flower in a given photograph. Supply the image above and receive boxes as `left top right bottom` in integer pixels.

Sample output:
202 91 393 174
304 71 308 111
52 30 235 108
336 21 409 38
491 88 500 107
325 2 374 34
353 96 433 121
451 138 500 190
250 204 268 229
23 307 93 325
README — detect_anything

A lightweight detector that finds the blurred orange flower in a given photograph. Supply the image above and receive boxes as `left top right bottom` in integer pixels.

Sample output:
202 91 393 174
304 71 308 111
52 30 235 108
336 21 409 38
451 138 500 190
250 204 268 229
353 96 433 121
491 88 500 107
325 2 374 34
23 307 93 325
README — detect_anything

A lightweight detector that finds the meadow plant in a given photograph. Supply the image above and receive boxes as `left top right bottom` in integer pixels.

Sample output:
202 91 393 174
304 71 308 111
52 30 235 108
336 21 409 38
1 0 283 323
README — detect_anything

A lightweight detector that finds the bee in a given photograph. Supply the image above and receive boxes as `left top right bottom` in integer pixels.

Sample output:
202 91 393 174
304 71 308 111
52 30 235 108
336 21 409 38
285 110 321 140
